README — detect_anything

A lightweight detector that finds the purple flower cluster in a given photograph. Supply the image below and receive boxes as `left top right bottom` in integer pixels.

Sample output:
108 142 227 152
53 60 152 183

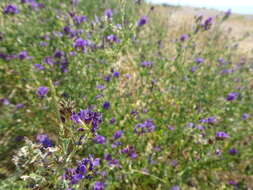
104 9 113 18
3 4 19 14
73 38 89 52
72 15 87 25
113 130 123 140
242 113 248 120
202 17 213 30
137 16 148 27
93 181 105 190
112 71 119 78
106 34 120 43
63 155 100 185
216 131 229 140
140 61 152 67
199 117 216 124
36 134 52 148
70 109 102 133
121 146 137 159
134 119 156 135
102 101 110 110
104 153 120 167
228 148 237 155
18 51 32 60
21 0 45 10
42 50 69 72
0 98 10 105
180 34 188 42
52 50 69 72
226 92 238 101
36 86 48 98
194 57 203 64
93 135 106 144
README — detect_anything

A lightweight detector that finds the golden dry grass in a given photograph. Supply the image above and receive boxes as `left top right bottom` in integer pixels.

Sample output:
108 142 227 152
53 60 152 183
148 5 253 54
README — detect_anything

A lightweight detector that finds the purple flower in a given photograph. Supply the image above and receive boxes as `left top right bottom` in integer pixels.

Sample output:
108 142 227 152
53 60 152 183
63 155 100 185
36 86 48 97
106 34 120 43
215 149 221 155
242 113 248 120
112 71 119 78
115 23 122 29
190 66 197 72
171 186 180 190
44 56 54 65
21 0 31 3
130 152 137 159
196 125 205 131
70 113 82 124
104 75 110 82
28 2 45 10
72 15 87 25
73 38 88 52
134 119 156 135
171 160 177 167
228 180 237 186
109 117 116 124
216 131 229 140
202 17 213 30
121 146 137 159
0 98 10 105
137 16 148 27
113 130 123 139
93 181 104 190
96 84 105 90
220 69 230 75
16 103 24 109
140 61 152 67
74 109 102 133
93 135 106 144
218 58 226 64
224 9 232 18
187 122 194 128
36 134 52 148
207 117 216 124
167 125 174 130
200 117 216 124
104 9 113 18
226 92 238 101
180 34 188 42
18 51 30 60
111 141 121 148
194 57 203 64
102 101 110 110
15 135 24 142
228 148 237 155
124 74 131 79
63 26 71 34
3 4 18 14
69 51 75 56
54 50 64 58
33 64 44 70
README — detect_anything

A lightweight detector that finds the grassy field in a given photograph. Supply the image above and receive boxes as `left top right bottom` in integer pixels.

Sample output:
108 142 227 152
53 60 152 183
152 4 253 52
0 0 253 189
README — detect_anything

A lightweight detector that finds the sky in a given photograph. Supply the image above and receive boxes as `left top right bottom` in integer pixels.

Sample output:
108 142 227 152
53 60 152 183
146 0 253 14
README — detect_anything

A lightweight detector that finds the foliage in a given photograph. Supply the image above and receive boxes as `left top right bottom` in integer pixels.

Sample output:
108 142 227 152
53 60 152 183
0 0 252 189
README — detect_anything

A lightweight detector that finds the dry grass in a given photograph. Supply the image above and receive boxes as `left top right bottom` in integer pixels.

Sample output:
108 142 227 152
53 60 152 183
148 5 253 54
